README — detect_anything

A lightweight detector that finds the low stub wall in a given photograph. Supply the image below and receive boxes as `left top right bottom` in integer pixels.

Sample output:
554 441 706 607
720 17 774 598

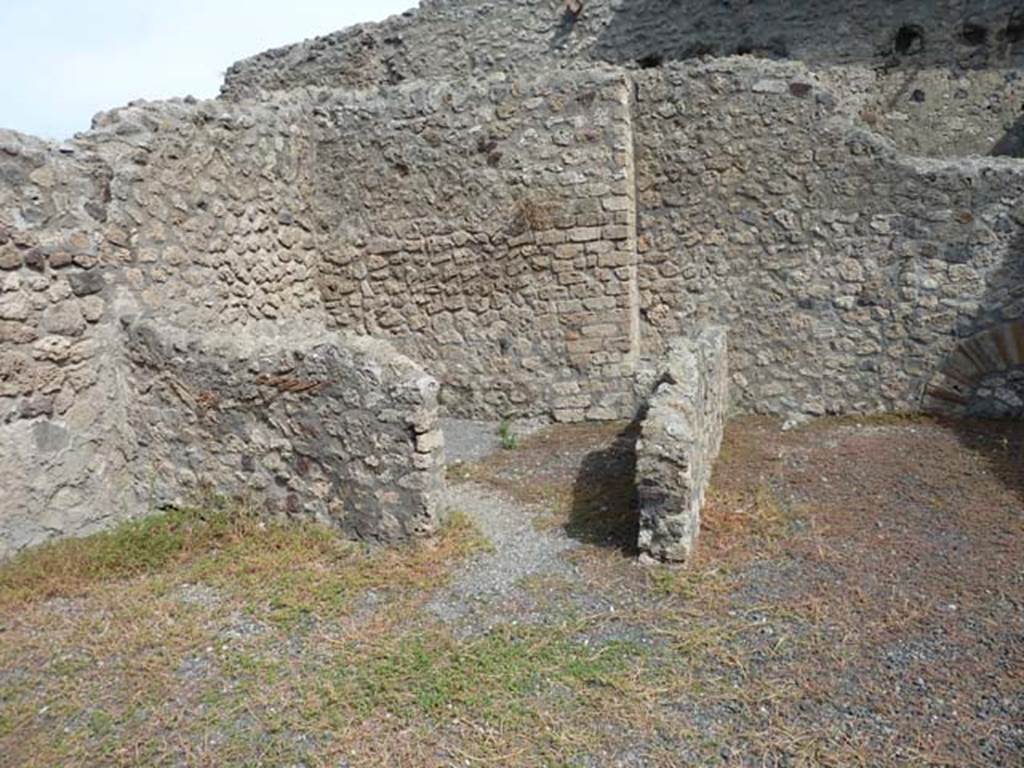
636 327 728 563
124 320 447 543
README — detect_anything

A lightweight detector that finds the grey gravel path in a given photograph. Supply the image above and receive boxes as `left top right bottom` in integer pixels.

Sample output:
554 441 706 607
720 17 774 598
441 417 549 464
428 482 580 631
440 418 503 464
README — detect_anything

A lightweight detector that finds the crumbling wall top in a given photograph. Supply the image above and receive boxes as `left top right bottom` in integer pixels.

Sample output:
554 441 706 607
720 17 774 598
220 0 1024 101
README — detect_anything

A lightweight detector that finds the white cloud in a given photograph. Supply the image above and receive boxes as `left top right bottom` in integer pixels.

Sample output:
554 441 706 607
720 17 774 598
0 0 416 139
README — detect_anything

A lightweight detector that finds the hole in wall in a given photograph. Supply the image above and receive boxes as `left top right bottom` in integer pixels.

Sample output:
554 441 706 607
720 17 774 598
1005 10 1024 44
476 133 503 167
764 36 789 59
990 115 1024 157
384 61 405 86
476 135 499 154
961 21 989 46
893 24 925 56
682 41 720 59
733 37 789 60
549 4 581 51
636 53 664 69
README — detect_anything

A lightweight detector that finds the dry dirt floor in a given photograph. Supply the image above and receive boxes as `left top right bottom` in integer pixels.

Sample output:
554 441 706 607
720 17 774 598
1 415 1022 767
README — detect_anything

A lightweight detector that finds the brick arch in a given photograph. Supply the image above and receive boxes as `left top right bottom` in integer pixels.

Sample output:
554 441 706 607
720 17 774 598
923 320 1024 418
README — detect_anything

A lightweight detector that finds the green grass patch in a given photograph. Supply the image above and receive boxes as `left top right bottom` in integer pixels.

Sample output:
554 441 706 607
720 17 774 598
319 624 645 726
0 504 247 607
0 506 488 616
187 509 489 626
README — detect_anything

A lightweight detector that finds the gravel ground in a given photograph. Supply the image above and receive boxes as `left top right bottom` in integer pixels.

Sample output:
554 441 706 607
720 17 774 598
441 418 547 465
440 419 504 465
427 481 580 632
2 415 1021 767
435 415 1024 765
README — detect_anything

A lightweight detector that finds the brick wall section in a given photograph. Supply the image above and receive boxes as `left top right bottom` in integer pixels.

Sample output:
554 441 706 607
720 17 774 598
311 71 640 421
636 327 728 564
924 319 1024 418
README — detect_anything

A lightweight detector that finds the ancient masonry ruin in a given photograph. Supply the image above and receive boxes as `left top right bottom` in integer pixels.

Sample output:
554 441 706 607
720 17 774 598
2 1 1023 561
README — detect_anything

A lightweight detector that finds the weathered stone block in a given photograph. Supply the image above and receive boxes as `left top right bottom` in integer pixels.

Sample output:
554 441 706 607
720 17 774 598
68 270 106 296
41 302 85 337
0 246 22 270
0 292 30 321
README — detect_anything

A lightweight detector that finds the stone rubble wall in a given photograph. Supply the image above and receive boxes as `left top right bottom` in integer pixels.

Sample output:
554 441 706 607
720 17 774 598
76 65 1024 424
78 98 324 328
0 105 451 557
221 0 1024 100
311 70 640 421
636 327 728 564
5 0 1024 556
0 132 112 428
633 59 1024 417
221 1 1024 420
124 319 446 542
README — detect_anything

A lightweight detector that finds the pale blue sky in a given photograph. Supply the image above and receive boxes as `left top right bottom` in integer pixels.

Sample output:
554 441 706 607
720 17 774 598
0 1 416 140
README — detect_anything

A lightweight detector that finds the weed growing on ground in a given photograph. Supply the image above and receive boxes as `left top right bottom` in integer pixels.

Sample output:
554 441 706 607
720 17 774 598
498 419 519 450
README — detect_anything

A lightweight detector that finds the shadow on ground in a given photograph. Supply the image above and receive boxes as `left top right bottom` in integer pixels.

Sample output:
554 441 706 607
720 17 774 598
940 177 1024 503
567 421 640 554
950 417 1024 506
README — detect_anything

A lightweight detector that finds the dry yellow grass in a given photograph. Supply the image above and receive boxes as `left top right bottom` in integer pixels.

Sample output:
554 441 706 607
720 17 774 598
1 416 1021 767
